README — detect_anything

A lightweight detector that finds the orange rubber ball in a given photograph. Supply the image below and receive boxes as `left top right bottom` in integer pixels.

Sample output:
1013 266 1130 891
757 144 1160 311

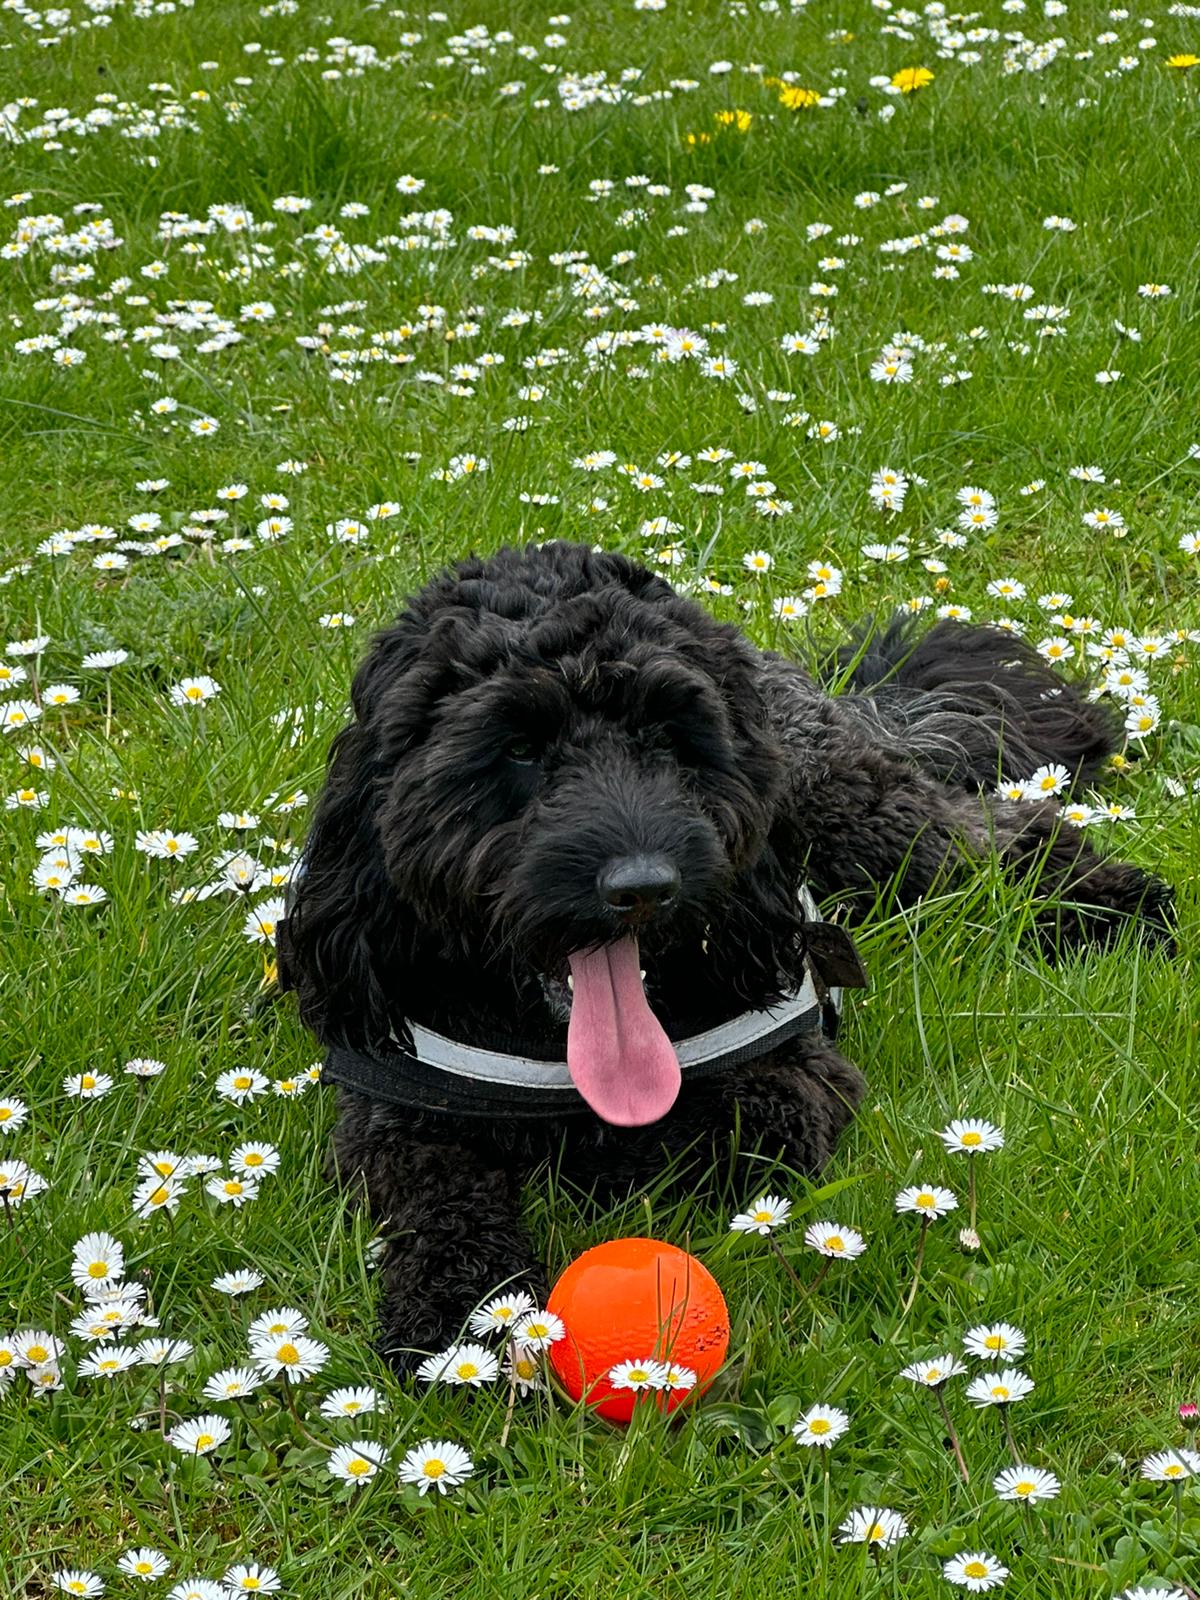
546 1237 730 1424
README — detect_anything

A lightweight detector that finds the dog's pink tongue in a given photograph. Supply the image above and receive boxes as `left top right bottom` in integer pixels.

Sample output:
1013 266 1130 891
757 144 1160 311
566 937 681 1126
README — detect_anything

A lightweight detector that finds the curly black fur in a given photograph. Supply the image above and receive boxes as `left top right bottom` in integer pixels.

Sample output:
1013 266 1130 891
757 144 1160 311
280 541 1174 1367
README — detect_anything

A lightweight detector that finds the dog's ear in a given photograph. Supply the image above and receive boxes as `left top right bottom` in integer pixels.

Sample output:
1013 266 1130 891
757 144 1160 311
281 623 434 1048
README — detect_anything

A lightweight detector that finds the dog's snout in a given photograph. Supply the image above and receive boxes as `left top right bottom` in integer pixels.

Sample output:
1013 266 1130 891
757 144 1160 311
597 854 681 918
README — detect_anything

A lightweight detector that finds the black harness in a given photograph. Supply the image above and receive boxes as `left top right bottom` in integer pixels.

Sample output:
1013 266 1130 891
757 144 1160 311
320 898 867 1122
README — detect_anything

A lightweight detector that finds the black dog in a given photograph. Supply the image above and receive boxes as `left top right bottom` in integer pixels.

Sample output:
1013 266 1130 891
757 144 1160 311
280 541 1172 1367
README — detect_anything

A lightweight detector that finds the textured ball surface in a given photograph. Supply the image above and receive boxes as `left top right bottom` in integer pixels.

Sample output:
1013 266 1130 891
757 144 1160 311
546 1237 730 1424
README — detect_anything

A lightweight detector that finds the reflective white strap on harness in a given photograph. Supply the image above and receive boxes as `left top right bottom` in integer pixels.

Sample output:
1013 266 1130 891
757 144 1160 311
388 886 839 1092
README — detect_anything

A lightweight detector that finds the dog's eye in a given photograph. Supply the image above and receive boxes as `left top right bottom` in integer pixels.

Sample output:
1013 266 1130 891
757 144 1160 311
506 739 539 766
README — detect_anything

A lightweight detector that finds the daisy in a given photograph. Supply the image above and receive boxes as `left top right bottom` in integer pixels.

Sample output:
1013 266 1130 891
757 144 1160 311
63 1071 114 1099
0 1097 29 1134
468 1290 536 1337
1141 1450 1193 1482
894 1184 957 1219
167 1581 226 1600
966 1369 1035 1407
248 1306 308 1341
964 1323 1027 1362
15 1329 64 1367
1023 763 1071 798
251 1332 329 1381
132 1175 185 1216
137 1338 194 1366
741 549 773 573
117 1548 171 1581
943 1552 1009 1591
511 1311 565 1350
222 1563 281 1595
123 1058 167 1078
803 1221 866 1259
837 1507 908 1547
53 1574 105 1598
215 1068 270 1104
79 1344 142 1379
663 1363 697 1393
507 1345 544 1395
328 1440 389 1485
939 1120 1004 1154
227 1145 280 1184
416 1343 500 1386
731 1194 792 1234
139 1150 190 1180
993 1465 1060 1502
70 1232 124 1291
205 1175 261 1207
320 1386 382 1420
212 1267 264 1295
203 1366 263 1401
900 1354 966 1387
168 1414 231 1455
792 1404 849 1447
398 1439 474 1496
168 676 221 707
608 1358 670 1391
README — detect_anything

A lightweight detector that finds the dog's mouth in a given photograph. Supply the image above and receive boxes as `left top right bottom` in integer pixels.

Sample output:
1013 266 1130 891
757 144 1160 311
564 935 681 1127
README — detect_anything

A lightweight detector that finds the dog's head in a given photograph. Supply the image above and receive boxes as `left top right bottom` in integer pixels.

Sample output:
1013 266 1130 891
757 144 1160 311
285 542 801 1124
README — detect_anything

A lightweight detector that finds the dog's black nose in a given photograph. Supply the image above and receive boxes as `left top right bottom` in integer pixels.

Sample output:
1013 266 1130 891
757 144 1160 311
597 854 681 918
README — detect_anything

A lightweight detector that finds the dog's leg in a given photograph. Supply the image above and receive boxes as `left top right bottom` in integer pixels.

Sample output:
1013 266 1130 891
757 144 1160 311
718 1036 868 1180
332 1096 545 1372
789 702 1174 952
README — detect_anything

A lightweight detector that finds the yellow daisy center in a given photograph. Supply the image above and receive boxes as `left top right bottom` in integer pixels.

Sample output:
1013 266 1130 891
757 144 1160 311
185 686 204 700
515 1357 536 1380
99 1359 120 1371
423 1458 446 1479
867 1523 886 1542
27 1344 48 1362
960 1131 982 1146
135 1563 153 1574
809 1418 831 1434
963 1562 989 1580
753 1209 773 1222
244 1152 263 1166
233 1075 253 1090
278 1343 300 1364
224 1182 243 1196
925 1369 942 1383
81 1075 96 1090
195 1433 214 1449
347 1457 372 1477
984 1334 1004 1349
825 1236 844 1252
87 1262 108 1278
456 1362 478 1379
1015 1481 1035 1496
1163 1463 1183 1477
991 1385 1010 1400
0 1109 9 1121
149 1186 170 1206
243 1580 261 1590
916 1192 935 1208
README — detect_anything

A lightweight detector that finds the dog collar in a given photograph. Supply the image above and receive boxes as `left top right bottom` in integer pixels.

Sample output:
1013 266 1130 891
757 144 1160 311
321 889 867 1121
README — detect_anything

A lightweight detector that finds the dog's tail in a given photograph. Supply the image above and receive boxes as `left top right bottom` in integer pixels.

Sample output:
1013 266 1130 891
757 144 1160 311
820 613 1121 790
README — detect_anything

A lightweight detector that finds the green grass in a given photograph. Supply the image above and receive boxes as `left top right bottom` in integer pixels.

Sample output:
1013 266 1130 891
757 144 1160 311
2 1 1200 1596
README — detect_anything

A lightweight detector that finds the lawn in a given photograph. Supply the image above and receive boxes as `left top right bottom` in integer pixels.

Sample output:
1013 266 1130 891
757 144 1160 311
2 0 1200 1596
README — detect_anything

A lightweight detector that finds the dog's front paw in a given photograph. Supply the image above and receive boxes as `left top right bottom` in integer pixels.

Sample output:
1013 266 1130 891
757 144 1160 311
376 1259 550 1375
1041 862 1176 957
